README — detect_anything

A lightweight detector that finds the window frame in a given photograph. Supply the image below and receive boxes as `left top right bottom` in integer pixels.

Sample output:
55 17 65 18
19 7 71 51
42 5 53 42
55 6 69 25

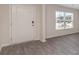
56 11 74 30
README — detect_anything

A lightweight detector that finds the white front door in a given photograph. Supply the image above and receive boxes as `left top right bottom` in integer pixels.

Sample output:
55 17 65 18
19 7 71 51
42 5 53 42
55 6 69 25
12 5 37 44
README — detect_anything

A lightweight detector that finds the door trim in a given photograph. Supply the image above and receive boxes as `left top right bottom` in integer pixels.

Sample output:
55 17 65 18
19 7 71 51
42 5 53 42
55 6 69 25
40 4 46 42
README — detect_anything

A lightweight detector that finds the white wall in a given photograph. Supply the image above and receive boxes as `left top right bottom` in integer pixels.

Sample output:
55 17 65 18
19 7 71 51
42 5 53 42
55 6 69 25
0 5 11 47
46 4 79 38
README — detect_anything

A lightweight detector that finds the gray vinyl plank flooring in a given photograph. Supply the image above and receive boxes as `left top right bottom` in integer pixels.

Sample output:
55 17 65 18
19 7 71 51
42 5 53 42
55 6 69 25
1 33 79 55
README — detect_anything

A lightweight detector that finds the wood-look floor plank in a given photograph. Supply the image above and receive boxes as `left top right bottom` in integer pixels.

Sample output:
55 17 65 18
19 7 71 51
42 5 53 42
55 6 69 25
1 33 79 55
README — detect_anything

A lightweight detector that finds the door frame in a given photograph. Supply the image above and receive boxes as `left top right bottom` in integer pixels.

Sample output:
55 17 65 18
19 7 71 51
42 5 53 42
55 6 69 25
9 4 13 44
9 4 46 45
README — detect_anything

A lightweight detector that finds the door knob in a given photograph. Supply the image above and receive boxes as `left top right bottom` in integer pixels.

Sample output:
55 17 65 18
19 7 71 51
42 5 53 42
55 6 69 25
32 21 34 24
32 21 34 26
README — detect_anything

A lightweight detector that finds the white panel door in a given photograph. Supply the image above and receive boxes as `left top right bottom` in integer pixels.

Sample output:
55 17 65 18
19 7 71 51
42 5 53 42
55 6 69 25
12 5 36 44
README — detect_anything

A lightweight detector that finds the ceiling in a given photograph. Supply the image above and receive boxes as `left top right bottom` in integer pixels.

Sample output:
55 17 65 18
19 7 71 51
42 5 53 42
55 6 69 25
59 4 79 9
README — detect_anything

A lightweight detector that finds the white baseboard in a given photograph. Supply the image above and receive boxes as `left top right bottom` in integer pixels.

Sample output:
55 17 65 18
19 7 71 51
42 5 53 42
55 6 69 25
46 32 79 39
0 43 11 50
0 39 38 50
0 43 11 52
1 43 11 48
40 39 47 42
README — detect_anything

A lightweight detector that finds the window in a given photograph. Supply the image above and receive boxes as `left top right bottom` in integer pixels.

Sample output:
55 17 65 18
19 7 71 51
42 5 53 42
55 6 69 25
56 11 73 30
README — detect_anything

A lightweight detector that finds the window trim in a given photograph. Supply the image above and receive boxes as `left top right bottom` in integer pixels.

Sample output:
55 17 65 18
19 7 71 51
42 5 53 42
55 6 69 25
56 11 74 30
